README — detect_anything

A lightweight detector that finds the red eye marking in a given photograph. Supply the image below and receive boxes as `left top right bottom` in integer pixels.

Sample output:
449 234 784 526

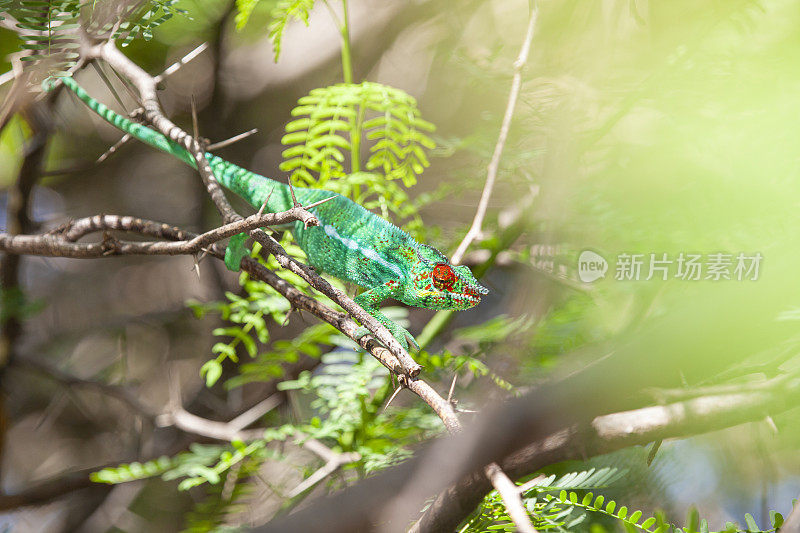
432 263 455 290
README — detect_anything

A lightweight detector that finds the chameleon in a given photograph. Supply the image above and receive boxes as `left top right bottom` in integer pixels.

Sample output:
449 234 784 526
53 76 489 351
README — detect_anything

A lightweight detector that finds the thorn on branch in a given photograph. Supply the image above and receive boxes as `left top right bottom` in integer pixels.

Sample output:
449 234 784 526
383 384 404 413
206 128 258 151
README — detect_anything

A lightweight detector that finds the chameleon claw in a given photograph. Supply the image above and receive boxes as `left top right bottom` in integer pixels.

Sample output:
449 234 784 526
405 332 420 352
354 326 370 342
353 324 417 353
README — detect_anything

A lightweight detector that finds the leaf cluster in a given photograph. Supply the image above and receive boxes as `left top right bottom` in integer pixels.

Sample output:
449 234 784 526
11 0 80 78
461 466 790 533
268 352 443 473
3 0 186 78
188 235 345 388
91 441 273 492
280 82 435 231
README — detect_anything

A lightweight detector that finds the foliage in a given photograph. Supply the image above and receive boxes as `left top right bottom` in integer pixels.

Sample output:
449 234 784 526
280 82 436 231
414 346 515 393
461 468 789 533
3 0 186 78
182 454 262 533
11 0 80 78
460 467 625 532
234 0 315 60
267 353 443 473
266 0 314 60
534 492 787 533
91 441 272 492
108 0 187 47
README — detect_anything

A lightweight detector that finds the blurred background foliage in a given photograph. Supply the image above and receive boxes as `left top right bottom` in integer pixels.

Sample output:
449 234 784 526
2 0 800 531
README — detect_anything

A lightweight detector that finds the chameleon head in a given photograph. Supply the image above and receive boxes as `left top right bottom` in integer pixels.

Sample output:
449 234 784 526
403 245 489 310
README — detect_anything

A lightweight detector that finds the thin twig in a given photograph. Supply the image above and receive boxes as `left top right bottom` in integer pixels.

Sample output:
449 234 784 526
153 42 209 84
287 451 361 499
484 463 538 533
451 4 538 265
781 495 800 533
96 132 131 164
228 395 282 432
447 374 457 404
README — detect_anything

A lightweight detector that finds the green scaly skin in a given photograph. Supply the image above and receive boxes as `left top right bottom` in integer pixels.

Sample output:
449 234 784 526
56 76 489 350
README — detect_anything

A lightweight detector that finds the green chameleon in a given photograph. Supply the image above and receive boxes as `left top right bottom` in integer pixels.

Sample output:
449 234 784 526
54 76 488 351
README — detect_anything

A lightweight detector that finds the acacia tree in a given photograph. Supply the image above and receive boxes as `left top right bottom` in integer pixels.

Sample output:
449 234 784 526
0 0 799 531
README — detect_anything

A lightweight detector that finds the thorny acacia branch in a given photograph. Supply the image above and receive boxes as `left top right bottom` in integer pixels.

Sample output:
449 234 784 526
0 205 332 258
2 209 529 529
72 34 529 528
1 26 534 529
77 37 422 377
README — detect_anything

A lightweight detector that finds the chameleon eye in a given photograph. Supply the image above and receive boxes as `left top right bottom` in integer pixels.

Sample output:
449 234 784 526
432 263 455 289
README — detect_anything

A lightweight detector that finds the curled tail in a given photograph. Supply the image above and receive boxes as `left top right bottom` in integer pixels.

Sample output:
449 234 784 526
53 76 293 213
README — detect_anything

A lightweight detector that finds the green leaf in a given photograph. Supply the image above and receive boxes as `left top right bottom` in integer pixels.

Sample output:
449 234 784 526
588 494 604 510
235 0 260 29
744 513 759 532
213 326 257 357
268 0 315 62
770 511 784 529
201 360 223 387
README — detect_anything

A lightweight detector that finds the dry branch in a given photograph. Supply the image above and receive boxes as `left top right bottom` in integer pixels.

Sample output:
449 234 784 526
252 369 800 533
77 37 422 377
451 4 538 264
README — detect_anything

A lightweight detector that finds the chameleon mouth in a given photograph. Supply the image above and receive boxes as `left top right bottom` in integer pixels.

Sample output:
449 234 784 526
459 289 483 307
463 283 489 301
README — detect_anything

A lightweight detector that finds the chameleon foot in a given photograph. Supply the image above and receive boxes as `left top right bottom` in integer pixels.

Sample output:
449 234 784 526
354 323 419 352
224 232 249 271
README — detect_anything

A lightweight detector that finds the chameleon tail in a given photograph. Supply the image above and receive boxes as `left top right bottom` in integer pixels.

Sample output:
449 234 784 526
58 76 196 166
55 76 293 213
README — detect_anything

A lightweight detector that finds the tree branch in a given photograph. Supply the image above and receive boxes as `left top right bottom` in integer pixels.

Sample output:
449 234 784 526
451 4 538 265
781 496 800 533
252 362 800 533
413 372 800 532
77 37 422 377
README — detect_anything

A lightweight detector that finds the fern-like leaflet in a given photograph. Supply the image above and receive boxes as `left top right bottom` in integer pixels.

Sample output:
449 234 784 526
14 0 80 79
540 491 786 533
280 82 435 227
82 0 187 47
91 441 273 491
267 0 315 60
5 0 186 80
282 82 435 185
